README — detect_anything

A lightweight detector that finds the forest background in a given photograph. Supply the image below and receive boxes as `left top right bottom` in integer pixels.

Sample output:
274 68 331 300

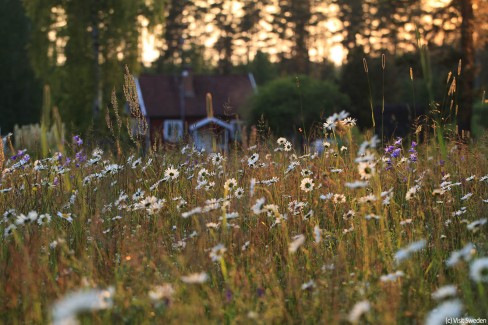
1 0 488 139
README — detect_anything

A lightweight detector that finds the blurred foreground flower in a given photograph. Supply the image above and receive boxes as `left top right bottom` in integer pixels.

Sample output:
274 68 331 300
148 284 175 303
347 300 371 324
425 299 463 325
181 272 209 284
289 234 305 254
394 239 426 264
470 257 488 283
51 286 114 325
431 285 457 300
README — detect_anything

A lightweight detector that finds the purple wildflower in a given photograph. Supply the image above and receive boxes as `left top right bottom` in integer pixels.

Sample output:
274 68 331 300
408 141 418 162
385 145 395 154
20 154 30 165
73 135 83 146
392 148 401 158
63 157 71 167
11 149 26 161
75 150 86 167
226 288 233 302
410 153 418 163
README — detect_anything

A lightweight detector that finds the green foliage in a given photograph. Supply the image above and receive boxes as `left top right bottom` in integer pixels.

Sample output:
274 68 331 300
22 0 165 134
247 51 278 85
0 0 42 133
248 76 350 136
473 101 488 137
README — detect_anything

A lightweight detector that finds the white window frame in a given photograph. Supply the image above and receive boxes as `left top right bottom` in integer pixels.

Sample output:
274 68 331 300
163 120 183 142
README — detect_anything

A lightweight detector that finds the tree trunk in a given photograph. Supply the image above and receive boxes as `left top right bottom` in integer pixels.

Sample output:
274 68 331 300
91 6 102 119
291 0 311 74
458 0 475 136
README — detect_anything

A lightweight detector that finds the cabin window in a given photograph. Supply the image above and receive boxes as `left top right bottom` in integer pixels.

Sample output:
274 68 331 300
163 120 183 142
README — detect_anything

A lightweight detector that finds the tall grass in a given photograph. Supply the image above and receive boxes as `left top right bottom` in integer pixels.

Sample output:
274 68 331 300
0 109 487 323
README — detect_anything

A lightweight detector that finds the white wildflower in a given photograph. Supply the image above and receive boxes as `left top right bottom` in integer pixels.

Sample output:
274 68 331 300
57 212 73 223
51 287 114 325
405 185 419 201
241 241 250 251
460 193 473 201
289 234 305 254
425 299 463 325
181 207 202 218
301 280 316 290
277 137 287 145
224 178 237 192
3 224 16 237
467 218 487 232
300 178 314 192
469 257 488 283
251 197 266 215
148 284 174 302
347 300 371 324
283 141 292 152
164 166 180 180
313 225 322 243
431 285 457 300
181 272 209 284
345 180 369 189
394 239 427 264
209 244 226 262
358 162 375 180
446 243 476 267
380 271 405 282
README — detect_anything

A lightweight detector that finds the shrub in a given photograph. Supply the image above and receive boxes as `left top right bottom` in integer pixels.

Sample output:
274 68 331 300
246 76 350 138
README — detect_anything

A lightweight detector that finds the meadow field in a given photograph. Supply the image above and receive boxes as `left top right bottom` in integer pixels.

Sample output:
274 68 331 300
1 114 488 324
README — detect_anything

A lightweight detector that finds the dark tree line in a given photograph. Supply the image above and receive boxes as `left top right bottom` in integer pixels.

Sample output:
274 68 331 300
1 0 486 135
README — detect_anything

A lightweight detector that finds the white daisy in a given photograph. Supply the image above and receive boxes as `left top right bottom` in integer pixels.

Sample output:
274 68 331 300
470 257 488 283
289 234 305 254
57 212 73 223
277 137 287 145
431 285 457 300
283 141 292 152
37 213 52 225
251 197 266 215
301 169 313 177
358 162 375 180
247 153 259 166
446 243 475 267
234 187 244 198
425 299 463 325
394 239 427 264
224 178 237 192
164 166 180 180
300 178 314 192
347 300 371 324
209 244 227 262
467 218 487 232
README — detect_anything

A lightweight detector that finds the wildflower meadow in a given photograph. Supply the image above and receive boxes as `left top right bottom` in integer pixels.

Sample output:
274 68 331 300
1 112 488 324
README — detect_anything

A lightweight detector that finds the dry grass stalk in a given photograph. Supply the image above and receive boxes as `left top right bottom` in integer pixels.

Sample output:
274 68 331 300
448 77 457 96
0 135 4 171
123 65 148 144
